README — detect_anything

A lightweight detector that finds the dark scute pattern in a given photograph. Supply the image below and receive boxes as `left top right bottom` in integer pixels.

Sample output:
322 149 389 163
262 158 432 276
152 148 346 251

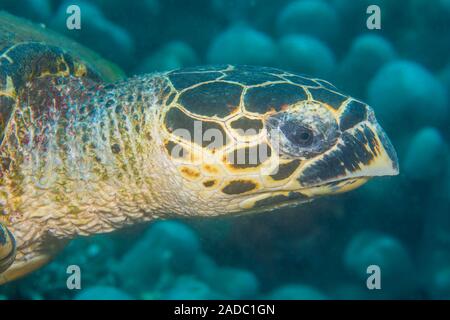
230 117 263 132
253 192 308 208
315 79 337 90
222 69 282 85
203 180 216 187
168 72 222 90
339 100 368 131
374 125 398 171
269 159 301 181
227 143 272 168
165 140 189 159
0 43 100 92
283 75 320 87
165 107 197 134
179 81 243 118
244 83 307 113
299 125 378 186
363 126 379 155
164 107 228 148
222 180 257 195
0 43 61 90
309 88 348 110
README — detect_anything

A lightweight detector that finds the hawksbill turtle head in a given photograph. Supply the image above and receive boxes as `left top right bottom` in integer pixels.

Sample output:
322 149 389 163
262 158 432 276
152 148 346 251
157 65 399 214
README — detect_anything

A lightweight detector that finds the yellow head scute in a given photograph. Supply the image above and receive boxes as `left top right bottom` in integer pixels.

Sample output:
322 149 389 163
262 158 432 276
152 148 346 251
74 61 88 77
179 166 201 181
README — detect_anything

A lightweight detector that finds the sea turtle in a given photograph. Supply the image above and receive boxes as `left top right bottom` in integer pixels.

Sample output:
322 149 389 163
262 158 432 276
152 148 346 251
0 12 398 284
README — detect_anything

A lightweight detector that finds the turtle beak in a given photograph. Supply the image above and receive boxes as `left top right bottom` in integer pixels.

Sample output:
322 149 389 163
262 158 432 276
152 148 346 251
298 117 399 188
360 120 399 177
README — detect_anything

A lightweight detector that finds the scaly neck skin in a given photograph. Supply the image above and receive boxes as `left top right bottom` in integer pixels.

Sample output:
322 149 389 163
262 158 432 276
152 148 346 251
1 74 179 246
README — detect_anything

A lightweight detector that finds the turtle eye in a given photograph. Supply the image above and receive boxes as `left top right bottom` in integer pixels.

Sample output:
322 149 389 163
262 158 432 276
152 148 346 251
281 123 314 147
266 102 340 159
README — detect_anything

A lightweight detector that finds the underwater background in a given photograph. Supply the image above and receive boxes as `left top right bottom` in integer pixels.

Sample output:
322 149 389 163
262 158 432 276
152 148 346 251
0 0 449 300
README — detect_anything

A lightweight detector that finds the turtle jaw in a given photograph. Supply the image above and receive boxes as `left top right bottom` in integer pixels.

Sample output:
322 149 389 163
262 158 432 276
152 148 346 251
343 120 399 178
223 113 399 213
235 117 399 213
297 119 399 193
368 121 399 177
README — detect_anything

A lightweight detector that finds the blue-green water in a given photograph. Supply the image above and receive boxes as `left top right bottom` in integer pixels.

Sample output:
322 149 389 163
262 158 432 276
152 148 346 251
1 0 450 300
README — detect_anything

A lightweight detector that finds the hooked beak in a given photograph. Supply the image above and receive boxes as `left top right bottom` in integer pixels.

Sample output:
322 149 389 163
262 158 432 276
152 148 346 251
237 113 399 211
298 119 399 188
